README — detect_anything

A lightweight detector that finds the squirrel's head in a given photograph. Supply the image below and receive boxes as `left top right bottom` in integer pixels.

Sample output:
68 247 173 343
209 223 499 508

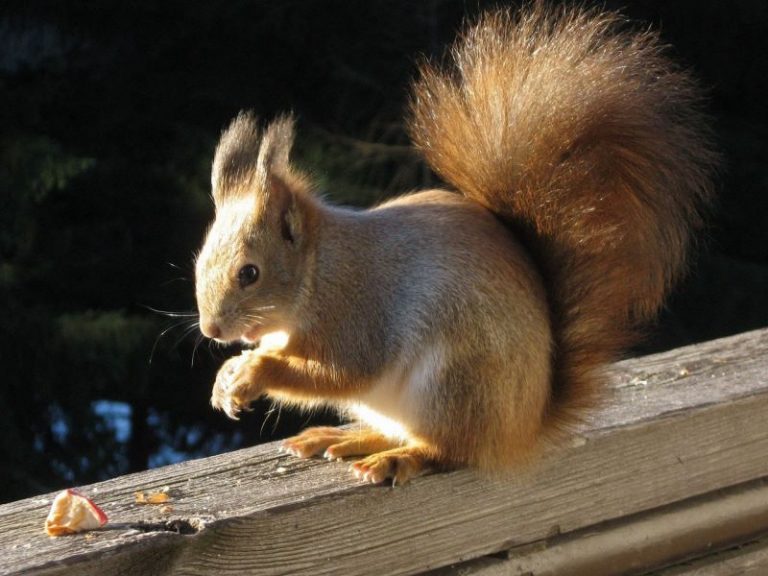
195 112 315 344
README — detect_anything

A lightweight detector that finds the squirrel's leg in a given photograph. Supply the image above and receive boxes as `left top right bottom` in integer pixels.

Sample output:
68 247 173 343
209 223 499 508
215 352 434 484
258 354 362 398
281 427 398 460
211 351 362 419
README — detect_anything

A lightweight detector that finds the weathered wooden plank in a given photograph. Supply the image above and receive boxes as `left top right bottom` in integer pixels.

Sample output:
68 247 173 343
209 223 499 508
426 478 768 575
1 327 767 576
656 539 768 576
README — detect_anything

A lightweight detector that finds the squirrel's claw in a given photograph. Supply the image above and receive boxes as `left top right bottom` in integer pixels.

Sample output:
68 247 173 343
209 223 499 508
350 446 432 486
210 351 261 420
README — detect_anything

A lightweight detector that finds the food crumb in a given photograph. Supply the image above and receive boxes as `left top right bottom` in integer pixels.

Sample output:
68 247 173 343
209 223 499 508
135 490 171 504
45 489 108 536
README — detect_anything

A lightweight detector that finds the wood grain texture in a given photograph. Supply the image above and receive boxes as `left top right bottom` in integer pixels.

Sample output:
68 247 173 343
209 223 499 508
656 539 768 576
427 478 768 576
1 327 767 576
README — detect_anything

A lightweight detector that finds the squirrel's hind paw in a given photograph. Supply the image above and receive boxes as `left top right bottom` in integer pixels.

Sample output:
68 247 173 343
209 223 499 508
281 427 397 460
281 427 435 485
351 446 433 486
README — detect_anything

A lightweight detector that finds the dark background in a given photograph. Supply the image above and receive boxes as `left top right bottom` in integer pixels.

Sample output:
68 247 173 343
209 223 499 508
1 0 766 504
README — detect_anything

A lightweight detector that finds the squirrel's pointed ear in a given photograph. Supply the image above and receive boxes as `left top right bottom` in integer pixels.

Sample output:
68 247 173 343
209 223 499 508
270 175 302 244
255 115 296 183
256 116 307 245
210 112 297 206
211 111 261 204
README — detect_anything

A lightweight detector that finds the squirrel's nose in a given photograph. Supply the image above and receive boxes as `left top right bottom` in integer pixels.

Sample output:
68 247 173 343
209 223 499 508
201 321 221 339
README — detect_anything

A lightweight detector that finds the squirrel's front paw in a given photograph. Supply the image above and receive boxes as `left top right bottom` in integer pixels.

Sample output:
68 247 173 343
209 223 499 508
211 351 263 420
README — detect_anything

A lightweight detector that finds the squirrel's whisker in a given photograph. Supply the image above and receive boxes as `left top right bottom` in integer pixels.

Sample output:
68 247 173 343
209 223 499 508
149 318 198 364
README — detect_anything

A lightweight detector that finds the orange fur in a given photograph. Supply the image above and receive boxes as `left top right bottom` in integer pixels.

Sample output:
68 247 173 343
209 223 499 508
196 3 716 483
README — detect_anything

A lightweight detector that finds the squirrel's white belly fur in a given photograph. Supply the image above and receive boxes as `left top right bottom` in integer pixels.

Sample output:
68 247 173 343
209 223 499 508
348 342 447 443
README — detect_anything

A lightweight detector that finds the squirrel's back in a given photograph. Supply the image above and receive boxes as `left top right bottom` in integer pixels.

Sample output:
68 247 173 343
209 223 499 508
408 3 717 438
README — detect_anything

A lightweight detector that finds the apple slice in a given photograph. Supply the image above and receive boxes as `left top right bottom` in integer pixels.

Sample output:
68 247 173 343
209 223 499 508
45 489 108 536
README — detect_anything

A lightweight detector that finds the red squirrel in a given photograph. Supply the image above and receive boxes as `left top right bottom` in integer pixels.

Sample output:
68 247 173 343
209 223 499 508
194 3 716 484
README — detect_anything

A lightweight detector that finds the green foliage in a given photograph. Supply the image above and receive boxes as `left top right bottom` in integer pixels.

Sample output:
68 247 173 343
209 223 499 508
0 135 92 274
56 311 156 384
1 135 93 199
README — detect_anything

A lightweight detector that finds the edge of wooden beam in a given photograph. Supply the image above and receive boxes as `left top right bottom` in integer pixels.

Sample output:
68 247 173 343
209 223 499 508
427 477 768 576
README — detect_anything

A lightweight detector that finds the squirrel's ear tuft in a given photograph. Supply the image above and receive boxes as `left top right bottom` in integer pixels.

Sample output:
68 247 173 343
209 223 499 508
211 112 296 205
211 111 261 203
256 115 296 183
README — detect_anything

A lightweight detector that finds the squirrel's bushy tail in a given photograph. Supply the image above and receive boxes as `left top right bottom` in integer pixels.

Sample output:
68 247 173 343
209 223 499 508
408 3 717 438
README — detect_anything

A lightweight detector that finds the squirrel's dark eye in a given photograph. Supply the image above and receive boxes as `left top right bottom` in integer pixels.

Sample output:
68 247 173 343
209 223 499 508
237 264 259 288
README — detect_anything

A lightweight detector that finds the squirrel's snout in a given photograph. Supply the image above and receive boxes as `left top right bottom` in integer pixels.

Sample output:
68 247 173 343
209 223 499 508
200 320 222 340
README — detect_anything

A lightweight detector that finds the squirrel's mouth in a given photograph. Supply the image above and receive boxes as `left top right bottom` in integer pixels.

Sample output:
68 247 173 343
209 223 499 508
241 325 266 344
241 328 290 352
241 324 290 348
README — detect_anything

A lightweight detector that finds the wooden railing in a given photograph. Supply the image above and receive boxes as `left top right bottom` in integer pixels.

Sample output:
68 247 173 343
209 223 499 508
2 328 768 576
